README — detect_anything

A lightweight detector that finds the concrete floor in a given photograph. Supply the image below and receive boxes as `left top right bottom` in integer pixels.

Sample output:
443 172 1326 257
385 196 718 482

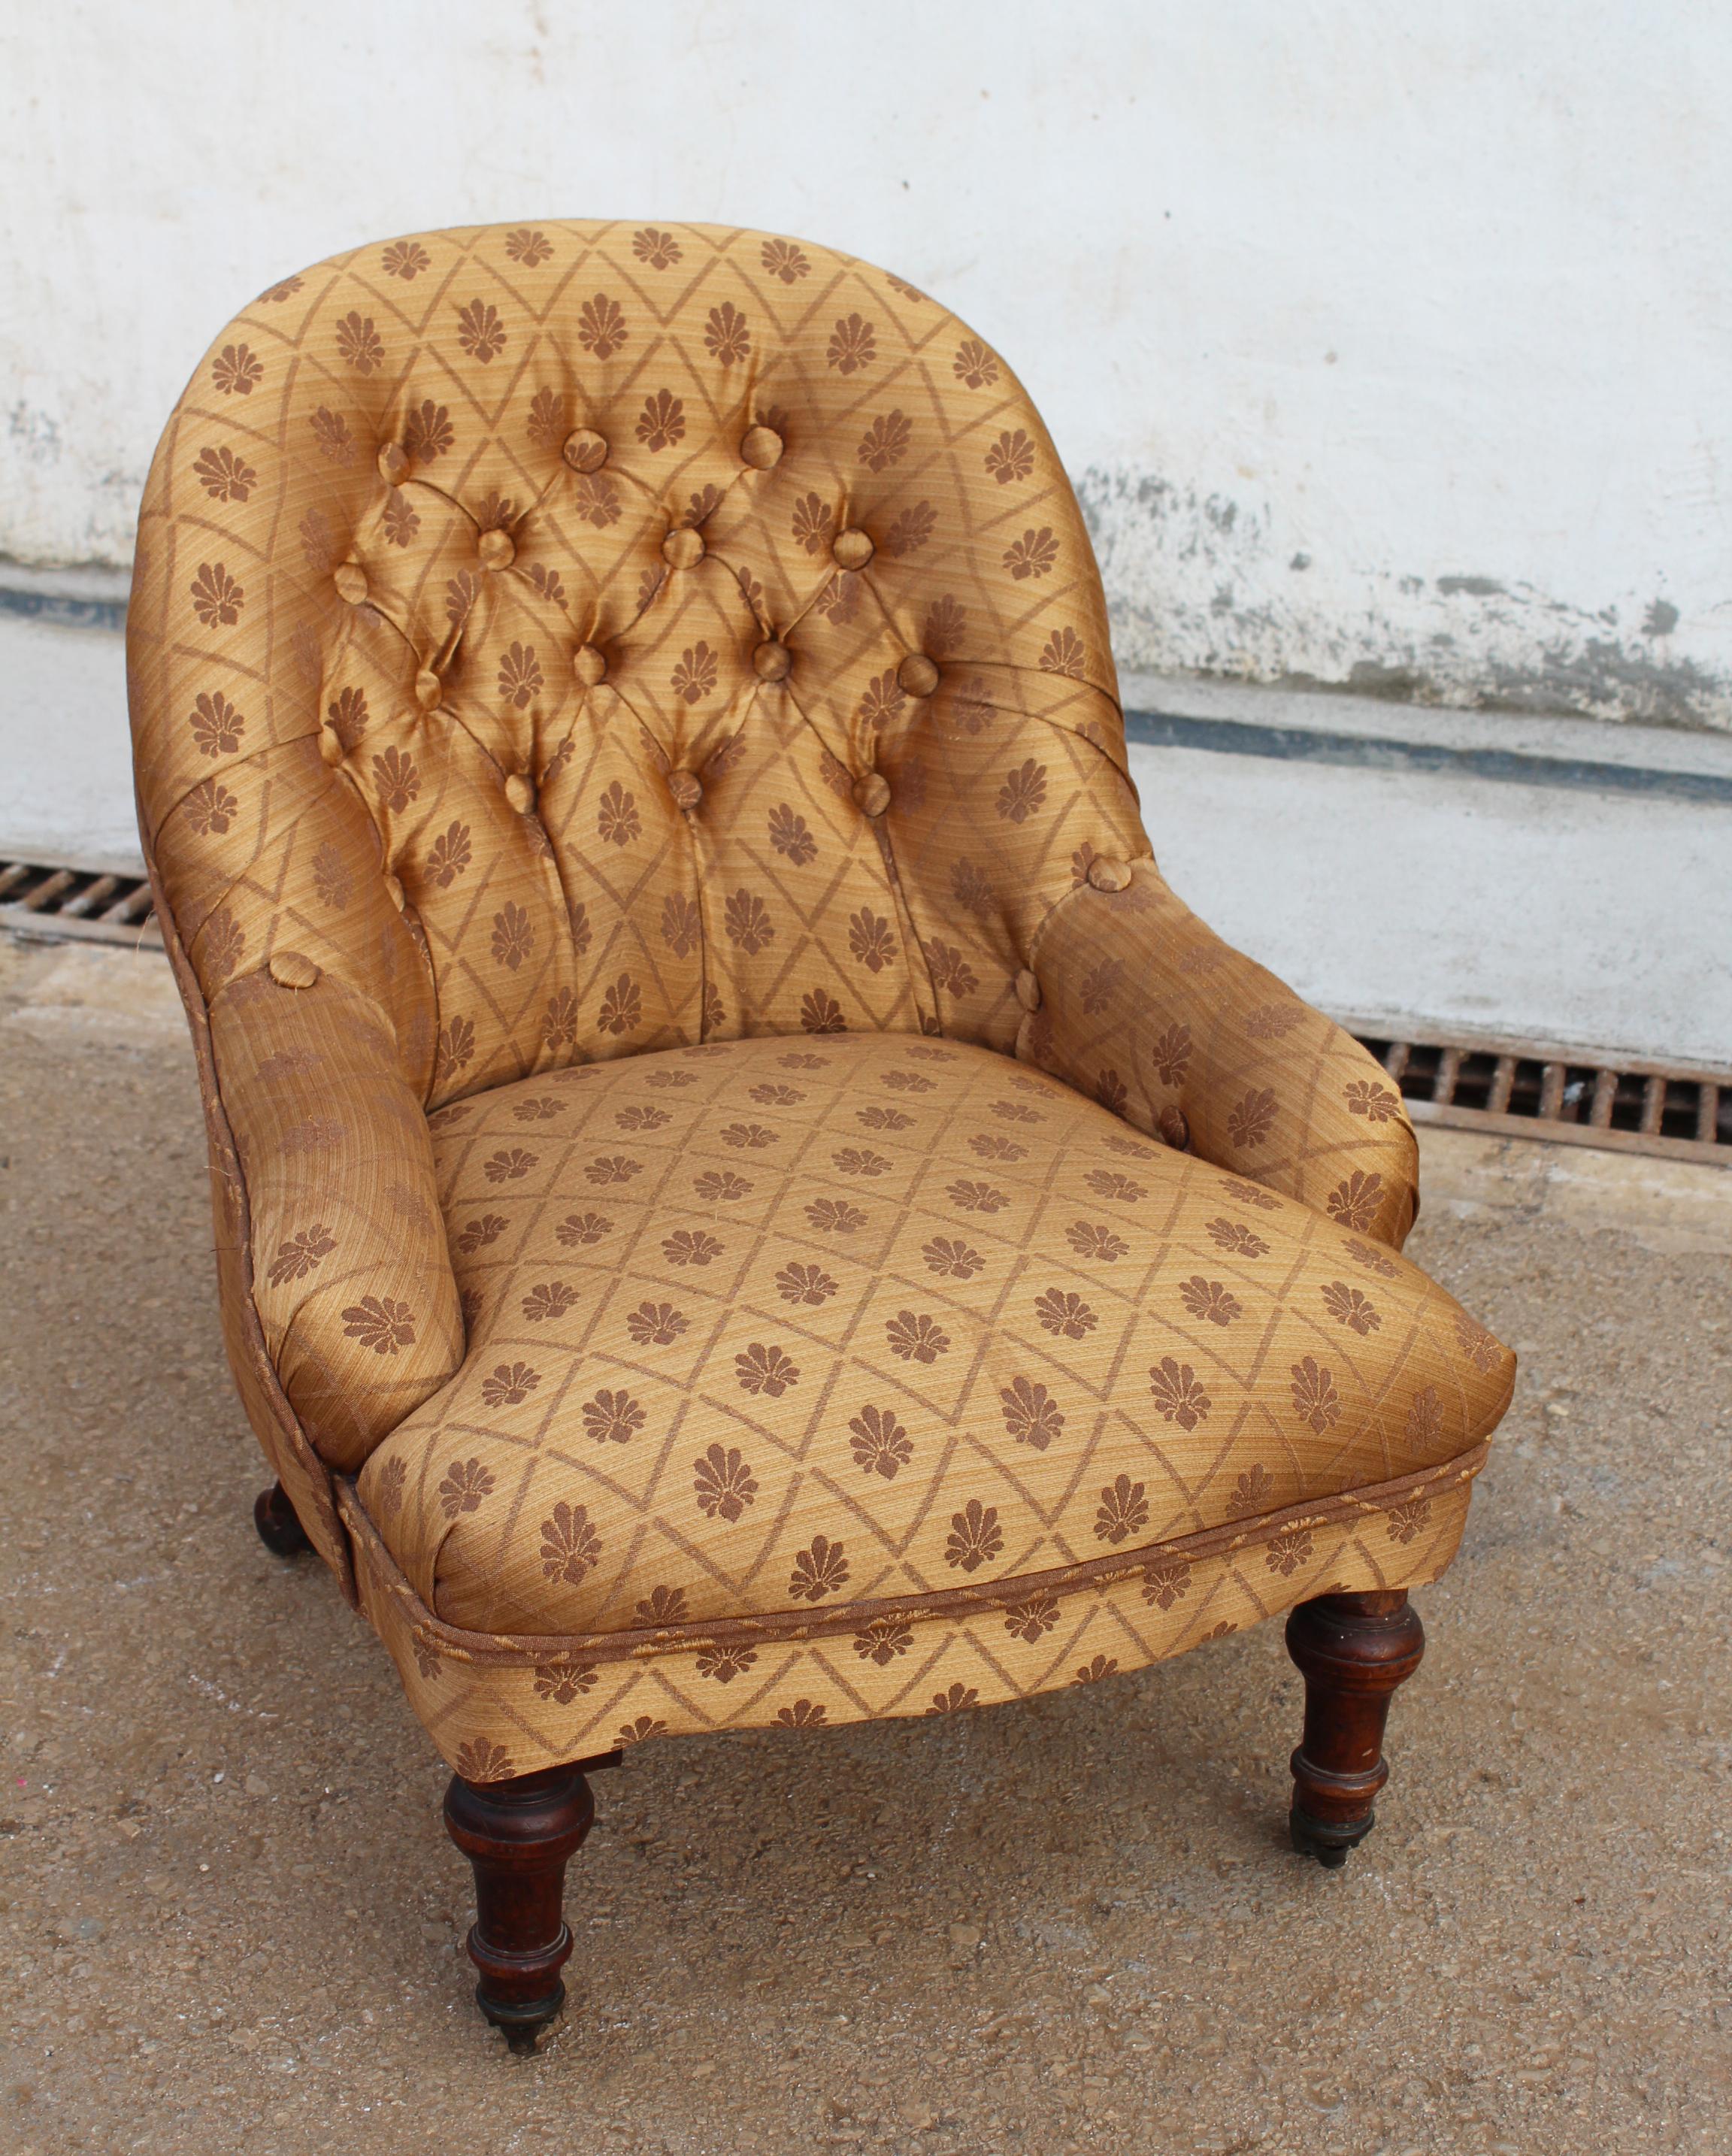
2 937 1728 2155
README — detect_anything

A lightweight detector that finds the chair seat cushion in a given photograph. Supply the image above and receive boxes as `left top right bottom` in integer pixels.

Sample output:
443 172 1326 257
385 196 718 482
358 1034 1513 1645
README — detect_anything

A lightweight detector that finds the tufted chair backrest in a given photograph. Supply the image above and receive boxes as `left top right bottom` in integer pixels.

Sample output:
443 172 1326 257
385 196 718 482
129 222 1146 1107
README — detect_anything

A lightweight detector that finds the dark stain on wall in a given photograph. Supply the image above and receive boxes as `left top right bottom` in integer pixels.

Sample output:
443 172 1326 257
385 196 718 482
1077 465 1728 732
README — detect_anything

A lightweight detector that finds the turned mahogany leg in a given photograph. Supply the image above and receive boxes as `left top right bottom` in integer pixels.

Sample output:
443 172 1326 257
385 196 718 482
443 1753 620 2052
1285 1588 1425 1868
253 1481 313 1557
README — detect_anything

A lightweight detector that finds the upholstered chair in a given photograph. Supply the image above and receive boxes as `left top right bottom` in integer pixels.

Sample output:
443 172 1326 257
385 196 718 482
129 221 1515 2049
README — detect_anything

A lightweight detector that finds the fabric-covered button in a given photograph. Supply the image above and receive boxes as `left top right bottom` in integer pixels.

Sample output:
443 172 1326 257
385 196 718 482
413 668 442 709
385 874 407 912
853 772 892 817
897 653 940 698
1157 1106 1190 1152
504 774 536 816
268 949 322 991
478 528 515 571
333 564 368 606
740 424 783 469
562 428 607 473
319 724 344 767
1015 967 1042 1013
832 527 874 571
377 443 408 484
667 769 703 813
573 643 608 686
1087 855 1134 893
662 527 704 570
753 639 792 683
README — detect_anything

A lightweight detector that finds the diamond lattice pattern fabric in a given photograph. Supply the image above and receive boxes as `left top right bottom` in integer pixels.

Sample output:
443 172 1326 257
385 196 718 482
127 222 1513 1770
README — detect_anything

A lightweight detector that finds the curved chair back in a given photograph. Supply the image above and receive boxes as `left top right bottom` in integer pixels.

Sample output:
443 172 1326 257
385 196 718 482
129 221 1143 1107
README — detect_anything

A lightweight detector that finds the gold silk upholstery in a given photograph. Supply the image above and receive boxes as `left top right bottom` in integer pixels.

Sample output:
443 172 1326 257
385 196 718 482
128 222 1513 1776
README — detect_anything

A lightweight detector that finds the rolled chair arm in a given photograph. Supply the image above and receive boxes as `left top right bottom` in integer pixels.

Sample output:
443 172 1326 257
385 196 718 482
1020 861 1419 1249
209 965 465 1470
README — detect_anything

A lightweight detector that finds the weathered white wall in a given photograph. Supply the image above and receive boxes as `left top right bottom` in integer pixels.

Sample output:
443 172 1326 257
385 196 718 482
4 1 1729 723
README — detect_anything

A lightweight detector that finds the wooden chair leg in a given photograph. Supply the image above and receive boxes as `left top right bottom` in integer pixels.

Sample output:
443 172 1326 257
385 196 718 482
443 1753 620 2051
253 1481 313 1556
1285 1588 1425 1867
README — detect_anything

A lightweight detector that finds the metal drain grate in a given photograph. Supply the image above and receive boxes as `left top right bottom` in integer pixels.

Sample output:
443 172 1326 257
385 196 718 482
0 850 159 948
1351 1025 1730 1167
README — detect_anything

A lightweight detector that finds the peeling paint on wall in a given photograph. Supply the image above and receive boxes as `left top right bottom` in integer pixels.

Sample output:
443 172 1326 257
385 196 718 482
6 399 146 568
1080 468 1732 732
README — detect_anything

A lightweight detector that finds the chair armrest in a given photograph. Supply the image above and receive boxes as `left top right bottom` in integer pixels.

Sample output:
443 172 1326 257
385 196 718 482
1021 861 1419 1248
208 966 465 1470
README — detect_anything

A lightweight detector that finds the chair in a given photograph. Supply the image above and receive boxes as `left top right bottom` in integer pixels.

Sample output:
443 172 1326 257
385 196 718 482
127 220 1515 2049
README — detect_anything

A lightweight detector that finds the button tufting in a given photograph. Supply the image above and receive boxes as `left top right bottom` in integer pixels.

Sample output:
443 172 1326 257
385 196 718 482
318 725 344 767
413 668 441 710
268 949 322 991
662 527 704 570
377 443 408 484
573 643 607 687
562 428 607 473
504 774 536 816
667 768 703 813
853 772 892 818
1015 967 1042 1013
1086 856 1134 893
897 653 940 698
333 564 368 606
740 424 783 469
832 527 874 572
384 874 407 912
752 639 792 683
478 528 515 571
